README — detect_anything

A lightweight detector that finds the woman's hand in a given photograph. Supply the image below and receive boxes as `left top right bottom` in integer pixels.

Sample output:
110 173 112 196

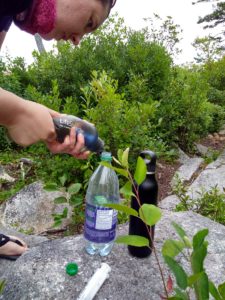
46 109 90 159
46 129 90 159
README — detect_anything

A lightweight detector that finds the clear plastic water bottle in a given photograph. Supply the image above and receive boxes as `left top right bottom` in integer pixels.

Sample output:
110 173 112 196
84 152 120 256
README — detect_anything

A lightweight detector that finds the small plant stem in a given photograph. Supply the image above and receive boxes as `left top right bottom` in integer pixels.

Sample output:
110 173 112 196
128 171 169 299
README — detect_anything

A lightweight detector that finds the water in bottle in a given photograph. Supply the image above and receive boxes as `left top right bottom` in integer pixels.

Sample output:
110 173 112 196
84 152 120 256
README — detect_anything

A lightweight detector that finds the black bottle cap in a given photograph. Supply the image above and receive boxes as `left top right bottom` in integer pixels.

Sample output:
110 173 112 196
140 150 157 173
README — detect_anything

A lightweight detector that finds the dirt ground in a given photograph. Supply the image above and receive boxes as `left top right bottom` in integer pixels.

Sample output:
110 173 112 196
156 132 225 202
156 160 181 201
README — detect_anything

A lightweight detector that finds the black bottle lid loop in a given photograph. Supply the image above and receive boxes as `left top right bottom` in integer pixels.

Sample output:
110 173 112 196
140 151 157 173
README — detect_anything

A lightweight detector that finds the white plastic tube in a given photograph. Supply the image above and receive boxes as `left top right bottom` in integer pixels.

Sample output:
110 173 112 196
77 263 111 300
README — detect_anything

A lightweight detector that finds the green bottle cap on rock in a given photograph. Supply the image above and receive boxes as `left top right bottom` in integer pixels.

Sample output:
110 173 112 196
66 262 78 276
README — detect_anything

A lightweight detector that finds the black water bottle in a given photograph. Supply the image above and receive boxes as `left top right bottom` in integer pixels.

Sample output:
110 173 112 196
128 150 158 258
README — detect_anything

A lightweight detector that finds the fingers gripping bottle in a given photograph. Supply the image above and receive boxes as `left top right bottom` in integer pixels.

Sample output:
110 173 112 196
128 150 158 258
84 152 120 256
53 115 104 153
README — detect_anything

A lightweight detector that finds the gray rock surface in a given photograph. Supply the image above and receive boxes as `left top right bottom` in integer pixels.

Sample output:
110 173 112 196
219 129 225 136
1 181 71 234
188 149 225 199
171 157 203 185
177 147 190 163
0 211 224 300
0 225 48 277
19 158 34 165
194 143 209 156
207 148 225 168
0 166 15 183
159 194 180 211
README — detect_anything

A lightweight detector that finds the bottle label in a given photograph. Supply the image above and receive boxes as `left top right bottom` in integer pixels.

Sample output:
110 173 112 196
84 203 118 243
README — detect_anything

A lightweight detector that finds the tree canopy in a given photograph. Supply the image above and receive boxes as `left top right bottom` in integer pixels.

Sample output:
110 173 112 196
194 1 225 32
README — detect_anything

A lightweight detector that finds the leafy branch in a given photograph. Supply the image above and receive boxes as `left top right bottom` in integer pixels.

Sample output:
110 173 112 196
101 148 168 298
44 173 83 228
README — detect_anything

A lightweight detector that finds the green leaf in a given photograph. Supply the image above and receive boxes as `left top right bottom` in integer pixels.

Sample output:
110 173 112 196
117 149 123 164
100 162 128 178
164 256 188 290
134 156 147 185
53 214 62 221
171 222 187 240
218 282 225 299
120 181 134 197
121 148 129 168
172 288 189 299
103 204 138 217
69 195 83 206
68 183 82 194
193 272 209 300
54 196 67 204
62 207 68 218
162 239 185 258
183 236 192 248
191 244 207 273
188 272 205 287
209 281 223 300
112 156 121 166
139 204 162 226
44 183 58 191
53 220 62 228
193 229 209 250
0 280 5 294
59 173 67 186
113 167 129 178
116 235 149 247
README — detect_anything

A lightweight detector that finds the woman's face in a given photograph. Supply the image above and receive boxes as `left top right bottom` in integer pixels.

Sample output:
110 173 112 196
40 0 109 44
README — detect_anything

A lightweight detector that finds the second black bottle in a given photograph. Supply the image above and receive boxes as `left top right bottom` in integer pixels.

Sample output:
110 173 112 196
128 150 158 258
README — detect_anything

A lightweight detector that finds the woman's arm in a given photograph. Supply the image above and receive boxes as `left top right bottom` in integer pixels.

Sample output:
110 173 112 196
0 88 89 159
0 88 56 145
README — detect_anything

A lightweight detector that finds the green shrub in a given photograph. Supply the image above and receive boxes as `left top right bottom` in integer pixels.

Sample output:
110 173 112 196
173 175 225 226
82 71 166 164
203 56 225 107
24 15 171 103
157 67 222 150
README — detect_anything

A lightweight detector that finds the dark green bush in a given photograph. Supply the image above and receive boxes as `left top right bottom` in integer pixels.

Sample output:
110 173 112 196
24 15 171 105
203 56 225 107
156 67 223 150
